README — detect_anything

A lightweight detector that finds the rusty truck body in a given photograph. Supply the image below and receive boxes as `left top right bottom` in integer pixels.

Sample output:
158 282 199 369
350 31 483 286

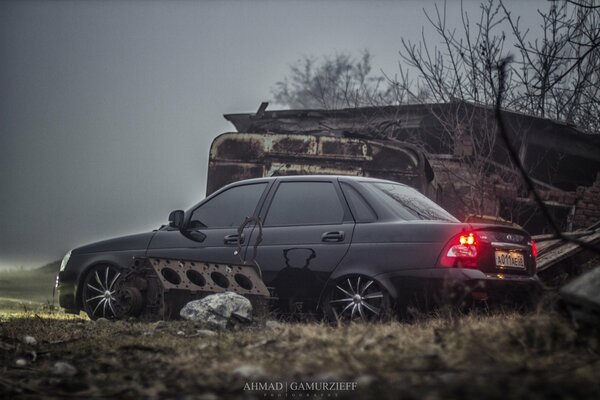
207 132 439 200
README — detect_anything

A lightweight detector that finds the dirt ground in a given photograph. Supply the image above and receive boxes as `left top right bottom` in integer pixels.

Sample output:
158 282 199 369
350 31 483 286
1 308 599 400
1 268 599 399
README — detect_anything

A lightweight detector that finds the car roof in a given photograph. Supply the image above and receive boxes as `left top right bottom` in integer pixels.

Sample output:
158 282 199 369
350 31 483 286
230 175 404 186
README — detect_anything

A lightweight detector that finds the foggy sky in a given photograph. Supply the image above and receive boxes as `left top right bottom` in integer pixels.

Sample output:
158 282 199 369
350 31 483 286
0 0 546 269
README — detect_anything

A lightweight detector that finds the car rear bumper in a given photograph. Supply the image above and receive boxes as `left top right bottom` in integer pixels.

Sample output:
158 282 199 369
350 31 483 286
376 267 543 309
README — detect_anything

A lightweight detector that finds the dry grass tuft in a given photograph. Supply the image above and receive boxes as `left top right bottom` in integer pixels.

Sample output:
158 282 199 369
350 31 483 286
1 309 599 399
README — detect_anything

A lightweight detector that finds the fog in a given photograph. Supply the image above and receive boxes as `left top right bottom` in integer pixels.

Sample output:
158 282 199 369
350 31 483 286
0 0 546 269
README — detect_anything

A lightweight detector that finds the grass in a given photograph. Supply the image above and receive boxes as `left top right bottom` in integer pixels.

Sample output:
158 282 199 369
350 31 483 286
0 267 58 312
1 268 599 399
1 310 599 399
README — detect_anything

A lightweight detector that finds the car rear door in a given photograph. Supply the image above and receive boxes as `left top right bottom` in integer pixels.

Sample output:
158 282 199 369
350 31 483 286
249 178 355 313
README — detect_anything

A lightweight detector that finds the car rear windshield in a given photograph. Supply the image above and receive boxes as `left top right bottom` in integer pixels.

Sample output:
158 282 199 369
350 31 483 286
362 182 458 222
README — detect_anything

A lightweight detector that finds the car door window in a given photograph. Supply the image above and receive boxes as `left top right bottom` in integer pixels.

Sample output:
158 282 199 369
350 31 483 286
264 182 344 226
190 183 267 228
341 182 377 222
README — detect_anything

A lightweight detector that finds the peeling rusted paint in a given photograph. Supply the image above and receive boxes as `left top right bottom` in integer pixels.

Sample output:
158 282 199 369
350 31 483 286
207 132 437 198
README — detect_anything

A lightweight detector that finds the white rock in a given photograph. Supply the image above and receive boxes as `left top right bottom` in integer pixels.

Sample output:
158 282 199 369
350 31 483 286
152 320 169 331
196 329 217 337
22 335 37 346
356 374 375 386
15 358 27 367
265 320 283 330
232 364 265 379
180 292 253 330
53 361 77 377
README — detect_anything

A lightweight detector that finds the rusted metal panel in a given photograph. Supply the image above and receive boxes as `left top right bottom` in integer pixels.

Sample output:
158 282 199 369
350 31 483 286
114 257 269 320
207 132 436 197
149 258 269 296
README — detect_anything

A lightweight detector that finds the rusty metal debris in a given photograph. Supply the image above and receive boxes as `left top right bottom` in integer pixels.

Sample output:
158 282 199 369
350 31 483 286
222 102 600 234
207 132 438 200
559 265 600 327
112 257 269 321
534 221 600 283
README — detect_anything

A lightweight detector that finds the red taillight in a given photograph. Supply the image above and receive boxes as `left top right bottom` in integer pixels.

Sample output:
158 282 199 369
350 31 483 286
439 232 479 268
531 239 538 258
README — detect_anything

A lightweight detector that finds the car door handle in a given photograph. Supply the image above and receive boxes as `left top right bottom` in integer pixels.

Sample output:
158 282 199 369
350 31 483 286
224 234 244 245
321 231 345 242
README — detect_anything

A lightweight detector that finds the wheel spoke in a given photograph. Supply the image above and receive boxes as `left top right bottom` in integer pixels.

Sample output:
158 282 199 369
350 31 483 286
363 292 384 300
346 278 356 295
86 294 105 302
87 284 103 293
357 304 366 320
92 298 106 316
336 285 353 298
356 276 361 295
329 298 353 304
340 302 353 316
95 272 105 290
107 299 117 317
102 298 108 317
362 301 380 315
104 268 109 291
109 272 121 291
351 304 357 319
360 280 373 295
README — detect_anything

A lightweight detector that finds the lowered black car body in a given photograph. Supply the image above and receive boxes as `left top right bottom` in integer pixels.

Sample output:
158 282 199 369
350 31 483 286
57 175 542 321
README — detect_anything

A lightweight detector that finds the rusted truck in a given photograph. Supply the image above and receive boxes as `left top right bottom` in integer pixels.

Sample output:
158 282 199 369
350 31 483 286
207 132 440 201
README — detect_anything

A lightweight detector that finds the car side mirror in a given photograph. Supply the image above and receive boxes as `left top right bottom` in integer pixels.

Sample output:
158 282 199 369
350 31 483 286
168 210 185 229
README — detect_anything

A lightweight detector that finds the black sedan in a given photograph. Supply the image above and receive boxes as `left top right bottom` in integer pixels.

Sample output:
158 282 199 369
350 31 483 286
57 175 541 321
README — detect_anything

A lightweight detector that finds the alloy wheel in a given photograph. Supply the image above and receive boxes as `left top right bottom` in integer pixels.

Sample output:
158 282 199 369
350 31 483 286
328 276 388 322
82 265 121 320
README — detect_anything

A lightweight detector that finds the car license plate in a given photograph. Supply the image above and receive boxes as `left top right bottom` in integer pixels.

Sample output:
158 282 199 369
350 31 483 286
495 250 525 269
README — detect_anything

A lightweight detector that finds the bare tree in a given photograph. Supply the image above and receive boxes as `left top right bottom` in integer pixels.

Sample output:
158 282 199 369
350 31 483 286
271 52 395 109
503 0 600 130
270 0 600 223
389 0 600 219
394 0 600 132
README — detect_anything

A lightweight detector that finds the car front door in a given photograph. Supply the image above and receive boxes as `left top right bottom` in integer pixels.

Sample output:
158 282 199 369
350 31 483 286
146 181 270 264
249 178 355 314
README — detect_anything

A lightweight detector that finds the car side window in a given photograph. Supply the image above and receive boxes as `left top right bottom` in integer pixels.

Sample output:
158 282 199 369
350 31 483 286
341 183 377 222
264 182 344 226
190 183 267 228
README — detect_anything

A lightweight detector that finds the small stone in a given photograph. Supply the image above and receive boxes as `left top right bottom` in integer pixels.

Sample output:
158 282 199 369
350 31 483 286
152 321 169 331
22 335 37 346
53 361 77 377
265 320 283 330
232 364 265 379
196 329 217 337
142 331 154 337
197 343 210 350
177 330 185 336
314 372 342 382
356 375 375 386
95 317 109 325
15 358 27 367
196 393 218 400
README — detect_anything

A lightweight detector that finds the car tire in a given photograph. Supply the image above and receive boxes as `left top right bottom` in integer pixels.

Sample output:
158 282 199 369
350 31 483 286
322 275 392 323
81 264 122 320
